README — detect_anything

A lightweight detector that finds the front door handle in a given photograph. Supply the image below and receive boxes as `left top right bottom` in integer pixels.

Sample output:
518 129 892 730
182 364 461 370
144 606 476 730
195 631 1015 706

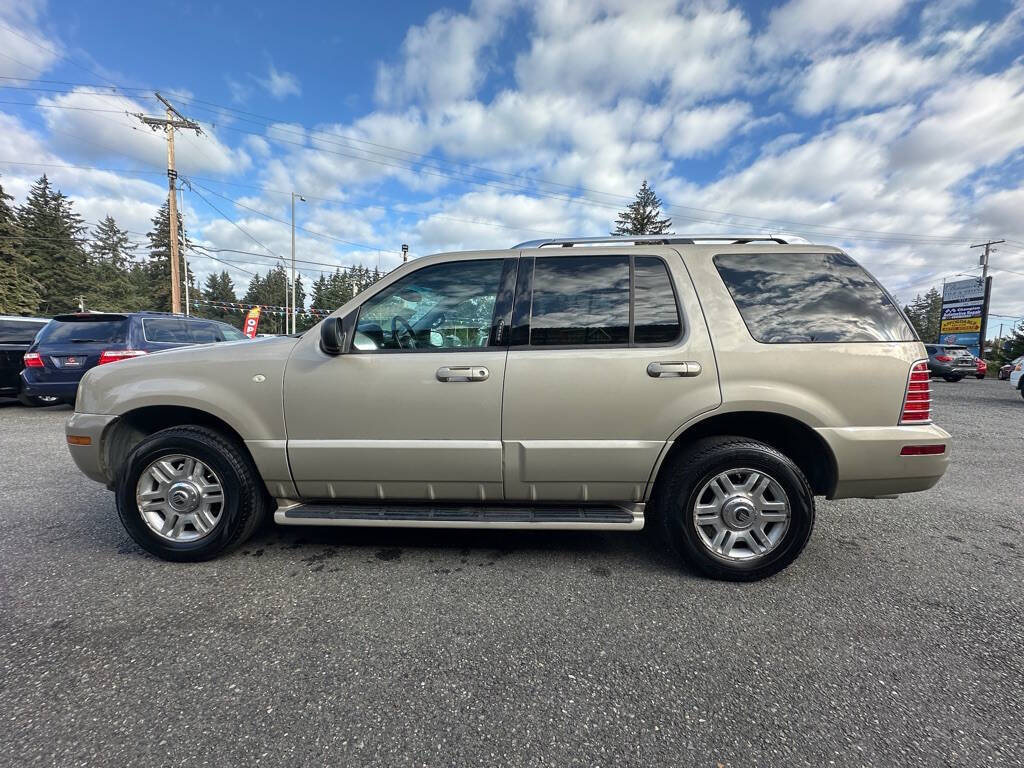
436 366 490 382
647 361 702 378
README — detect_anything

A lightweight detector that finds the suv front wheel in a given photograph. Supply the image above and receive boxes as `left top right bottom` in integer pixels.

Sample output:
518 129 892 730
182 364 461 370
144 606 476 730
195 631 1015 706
115 425 268 561
654 437 815 581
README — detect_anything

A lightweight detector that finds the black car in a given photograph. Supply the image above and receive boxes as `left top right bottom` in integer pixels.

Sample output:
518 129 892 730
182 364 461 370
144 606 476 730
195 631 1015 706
21 312 248 405
924 343 977 382
0 315 57 406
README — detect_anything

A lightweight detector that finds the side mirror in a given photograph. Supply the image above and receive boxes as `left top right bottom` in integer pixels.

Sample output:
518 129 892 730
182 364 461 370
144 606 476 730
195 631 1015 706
320 316 346 355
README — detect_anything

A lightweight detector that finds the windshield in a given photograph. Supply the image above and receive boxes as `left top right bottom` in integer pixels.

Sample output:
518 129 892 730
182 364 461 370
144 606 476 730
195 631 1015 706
38 318 128 344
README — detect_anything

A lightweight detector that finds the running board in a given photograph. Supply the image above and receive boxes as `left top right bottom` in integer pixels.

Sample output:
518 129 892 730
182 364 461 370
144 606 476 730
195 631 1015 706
274 501 644 530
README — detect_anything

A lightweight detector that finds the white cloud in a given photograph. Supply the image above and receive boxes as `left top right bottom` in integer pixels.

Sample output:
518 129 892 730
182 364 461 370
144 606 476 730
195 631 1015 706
35 88 250 176
515 2 751 104
0 0 60 79
666 101 752 157
376 0 515 107
796 40 962 114
256 63 301 100
763 0 908 51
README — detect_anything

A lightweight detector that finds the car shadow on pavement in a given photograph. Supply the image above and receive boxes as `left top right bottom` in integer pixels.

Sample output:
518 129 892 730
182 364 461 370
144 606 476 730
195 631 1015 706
237 521 685 575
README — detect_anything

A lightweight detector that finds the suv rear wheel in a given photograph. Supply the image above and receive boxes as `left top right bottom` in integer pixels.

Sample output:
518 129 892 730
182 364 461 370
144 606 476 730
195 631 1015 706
654 437 815 581
115 425 267 561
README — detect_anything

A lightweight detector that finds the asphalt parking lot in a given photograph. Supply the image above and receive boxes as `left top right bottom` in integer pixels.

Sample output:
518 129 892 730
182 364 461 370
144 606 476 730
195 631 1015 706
1 381 1022 767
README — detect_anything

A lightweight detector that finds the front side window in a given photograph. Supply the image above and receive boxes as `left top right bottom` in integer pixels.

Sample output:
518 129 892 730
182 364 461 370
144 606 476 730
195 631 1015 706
714 252 915 343
354 259 504 351
218 324 246 341
188 321 221 344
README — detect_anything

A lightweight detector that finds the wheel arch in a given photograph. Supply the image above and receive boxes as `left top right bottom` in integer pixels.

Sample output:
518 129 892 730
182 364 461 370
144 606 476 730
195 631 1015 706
648 410 838 500
101 405 251 489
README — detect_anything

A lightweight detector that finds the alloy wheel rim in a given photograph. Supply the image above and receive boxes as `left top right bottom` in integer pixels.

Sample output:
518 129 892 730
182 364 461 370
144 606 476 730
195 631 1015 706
692 468 791 562
135 454 224 542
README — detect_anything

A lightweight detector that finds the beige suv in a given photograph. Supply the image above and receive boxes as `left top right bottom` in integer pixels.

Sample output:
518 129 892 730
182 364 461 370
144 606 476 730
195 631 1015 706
66 235 950 580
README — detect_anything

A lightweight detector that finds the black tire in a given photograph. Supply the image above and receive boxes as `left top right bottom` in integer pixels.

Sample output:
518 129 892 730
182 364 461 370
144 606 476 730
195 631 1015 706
975 375 985 380
942 374 961 382
17 392 60 407
115 425 268 561
652 436 815 582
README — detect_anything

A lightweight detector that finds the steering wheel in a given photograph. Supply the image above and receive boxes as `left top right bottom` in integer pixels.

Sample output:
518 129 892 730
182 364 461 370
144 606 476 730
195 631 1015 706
391 315 417 349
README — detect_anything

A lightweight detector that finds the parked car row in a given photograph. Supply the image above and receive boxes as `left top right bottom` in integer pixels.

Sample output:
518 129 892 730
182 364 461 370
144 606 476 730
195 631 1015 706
999 356 1023 380
2 311 248 407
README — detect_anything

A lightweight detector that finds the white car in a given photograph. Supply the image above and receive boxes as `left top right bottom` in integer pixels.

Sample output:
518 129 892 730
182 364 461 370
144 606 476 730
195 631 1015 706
1010 357 1024 398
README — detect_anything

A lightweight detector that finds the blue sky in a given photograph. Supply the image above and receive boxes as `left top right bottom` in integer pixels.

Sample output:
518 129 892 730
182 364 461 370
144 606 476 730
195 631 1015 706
1 0 1023 327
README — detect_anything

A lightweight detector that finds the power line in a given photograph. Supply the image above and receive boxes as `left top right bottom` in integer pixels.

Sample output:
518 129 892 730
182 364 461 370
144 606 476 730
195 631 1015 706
186 183 285 262
1 78 997 245
188 179 388 252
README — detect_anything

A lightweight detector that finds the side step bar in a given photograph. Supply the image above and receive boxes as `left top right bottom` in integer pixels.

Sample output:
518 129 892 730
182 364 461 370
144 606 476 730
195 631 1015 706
274 502 645 530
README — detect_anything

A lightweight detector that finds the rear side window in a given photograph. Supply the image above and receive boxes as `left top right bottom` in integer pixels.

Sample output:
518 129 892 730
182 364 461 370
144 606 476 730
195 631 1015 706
633 257 682 343
714 252 915 343
38 318 128 344
143 318 193 343
0 319 46 344
530 256 630 346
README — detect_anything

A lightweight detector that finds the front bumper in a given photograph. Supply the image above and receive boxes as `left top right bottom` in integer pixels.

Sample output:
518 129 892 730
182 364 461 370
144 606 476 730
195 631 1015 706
817 423 951 499
65 412 119 485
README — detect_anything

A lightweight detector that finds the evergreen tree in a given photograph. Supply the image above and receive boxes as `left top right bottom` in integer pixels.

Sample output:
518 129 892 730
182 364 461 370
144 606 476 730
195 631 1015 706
17 175 90 314
612 179 672 236
0 176 42 314
86 215 139 311
142 200 188 312
903 287 943 342
199 271 238 321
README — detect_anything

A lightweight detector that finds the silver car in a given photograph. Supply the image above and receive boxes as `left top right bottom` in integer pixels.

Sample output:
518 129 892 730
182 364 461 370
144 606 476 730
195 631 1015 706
66 236 950 581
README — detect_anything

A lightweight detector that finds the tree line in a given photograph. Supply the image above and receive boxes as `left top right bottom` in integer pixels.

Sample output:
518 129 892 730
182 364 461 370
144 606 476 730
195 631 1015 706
0 173 382 333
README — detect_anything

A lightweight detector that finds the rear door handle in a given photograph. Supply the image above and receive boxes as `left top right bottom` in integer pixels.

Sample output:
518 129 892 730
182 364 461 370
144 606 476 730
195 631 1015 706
647 361 702 378
436 366 490 382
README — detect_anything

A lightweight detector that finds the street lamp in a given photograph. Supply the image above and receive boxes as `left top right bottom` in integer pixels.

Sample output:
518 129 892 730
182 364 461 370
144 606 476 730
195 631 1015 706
291 192 306 334
401 243 409 263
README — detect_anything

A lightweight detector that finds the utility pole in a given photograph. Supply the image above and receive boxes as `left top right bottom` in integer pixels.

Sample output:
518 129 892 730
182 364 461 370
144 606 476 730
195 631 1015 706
290 192 305 334
134 93 203 314
970 240 1004 358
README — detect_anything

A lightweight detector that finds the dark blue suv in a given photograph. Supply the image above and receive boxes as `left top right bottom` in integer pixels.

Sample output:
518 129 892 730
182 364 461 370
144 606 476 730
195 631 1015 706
21 312 248 405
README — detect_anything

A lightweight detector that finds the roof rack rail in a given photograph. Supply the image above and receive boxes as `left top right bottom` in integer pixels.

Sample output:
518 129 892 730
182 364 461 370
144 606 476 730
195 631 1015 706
512 234 809 248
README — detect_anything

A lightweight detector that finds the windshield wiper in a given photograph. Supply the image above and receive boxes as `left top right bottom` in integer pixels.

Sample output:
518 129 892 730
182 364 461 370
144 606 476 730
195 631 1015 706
70 338 103 343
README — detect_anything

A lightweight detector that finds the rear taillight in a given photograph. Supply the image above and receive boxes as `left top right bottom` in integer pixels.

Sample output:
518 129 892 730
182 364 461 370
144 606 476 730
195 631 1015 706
23 352 43 367
900 361 931 424
98 349 148 365
934 354 952 362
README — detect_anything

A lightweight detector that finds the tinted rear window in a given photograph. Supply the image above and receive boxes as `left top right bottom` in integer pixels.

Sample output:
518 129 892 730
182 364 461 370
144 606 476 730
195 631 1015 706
714 252 915 343
633 257 682 343
0 319 46 344
38 318 128 344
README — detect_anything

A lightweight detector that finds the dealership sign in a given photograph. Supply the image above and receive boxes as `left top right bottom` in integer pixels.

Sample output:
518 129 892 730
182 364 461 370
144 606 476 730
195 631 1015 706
938 277 987 353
